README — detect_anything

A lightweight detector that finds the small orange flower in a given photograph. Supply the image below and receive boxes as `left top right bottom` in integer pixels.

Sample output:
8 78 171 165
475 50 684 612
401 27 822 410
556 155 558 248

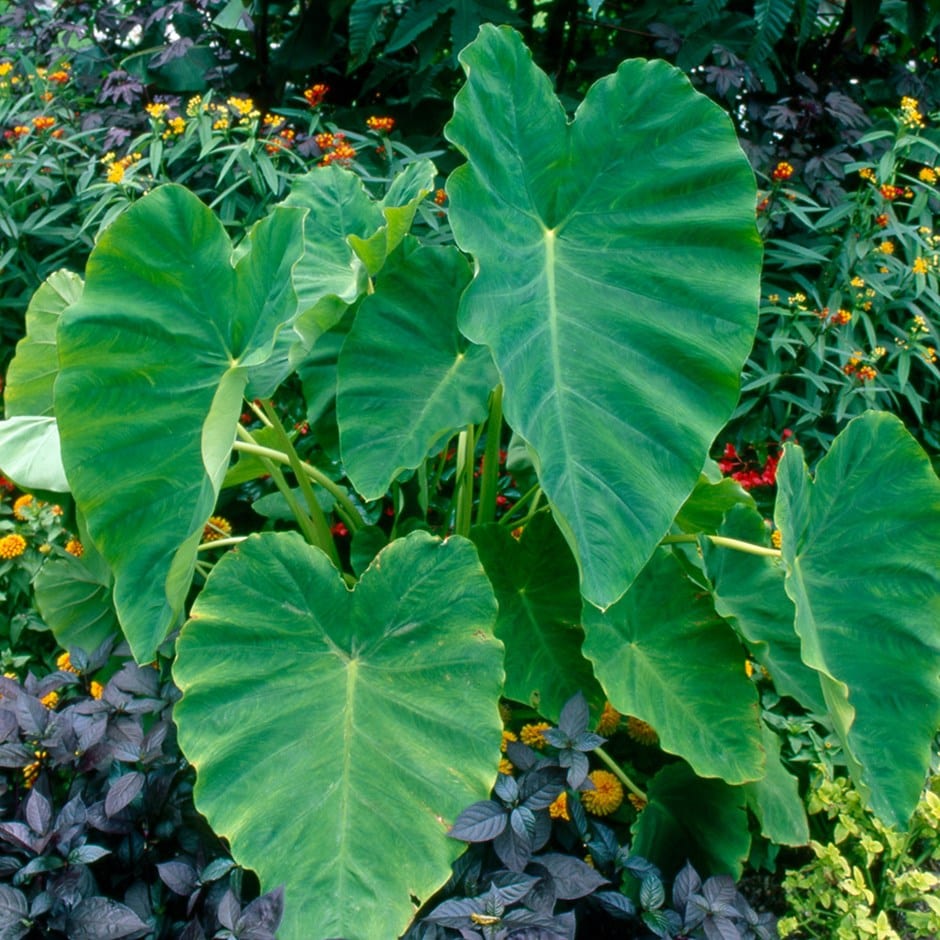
626 716 659 746
56 652 79 675
202 516 232 542
549 791 570 820
831 309 852 325
581 770 624 816
879 183 903 200
520 722 551 749
366 115 395 133
31 116 54 131
40 690 59 710
0 534 26 559
303 83 329 107
13 495 34 520
771 161 794 182
65 538 83 557
875 213 889 228
500 730 517 752
595 701 622 736
498 757 514 775
90 680 104 700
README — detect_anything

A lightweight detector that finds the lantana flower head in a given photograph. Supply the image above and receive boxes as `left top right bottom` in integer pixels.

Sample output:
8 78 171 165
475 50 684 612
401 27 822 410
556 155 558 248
580 770 624 816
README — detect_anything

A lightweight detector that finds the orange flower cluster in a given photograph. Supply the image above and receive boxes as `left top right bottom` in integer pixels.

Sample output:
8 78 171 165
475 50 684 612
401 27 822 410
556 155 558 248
366 115 395 133
879 183 903 201
318 132 355 166
771 161 794 182
303 83 329 107
31 116 55 131
843 352 877 381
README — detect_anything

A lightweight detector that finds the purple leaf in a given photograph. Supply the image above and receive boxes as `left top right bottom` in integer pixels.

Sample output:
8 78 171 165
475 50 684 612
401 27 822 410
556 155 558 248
105 772 145 817
449 800 507 842
157 860 198 897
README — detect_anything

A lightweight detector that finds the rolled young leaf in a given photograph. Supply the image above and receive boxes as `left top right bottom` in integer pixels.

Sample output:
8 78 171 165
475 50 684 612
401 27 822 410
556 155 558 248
446 25 762 611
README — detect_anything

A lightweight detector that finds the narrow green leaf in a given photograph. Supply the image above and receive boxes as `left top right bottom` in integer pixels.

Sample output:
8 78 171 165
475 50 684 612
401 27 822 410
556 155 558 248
775 411 940 827
446 25 762 610
174 531 503 940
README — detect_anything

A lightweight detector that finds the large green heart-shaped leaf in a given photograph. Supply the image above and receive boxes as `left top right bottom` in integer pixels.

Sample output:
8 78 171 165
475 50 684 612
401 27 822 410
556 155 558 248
775 411 940 827
703 504 827 715
5 269 82 418
582 549 764 784
338 240 497 499
446 25 762 610
55 185 305 662
470 516 602 720
173 531 503 940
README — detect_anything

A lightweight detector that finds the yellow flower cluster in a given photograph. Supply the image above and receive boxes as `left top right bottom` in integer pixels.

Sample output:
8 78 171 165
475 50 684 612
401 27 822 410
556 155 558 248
625 716 659 746
920 167 938 185
56 652 79 674
900 96 926 129
595 701 622 736
101 150 142 184
912 257 929 275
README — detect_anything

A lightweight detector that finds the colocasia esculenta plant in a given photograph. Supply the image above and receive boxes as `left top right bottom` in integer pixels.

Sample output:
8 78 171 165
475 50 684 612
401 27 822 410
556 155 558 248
0 23 937 940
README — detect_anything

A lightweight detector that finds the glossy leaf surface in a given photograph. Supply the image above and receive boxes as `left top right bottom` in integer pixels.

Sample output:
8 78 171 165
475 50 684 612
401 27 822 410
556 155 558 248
55 185 305 661
582 549 764 784
775 412 940 827
446 25 761 610
0 416 67 492
743 723 809 846
338 241 496 499
471 516 602 720
174 531 503 940
632 762 751 878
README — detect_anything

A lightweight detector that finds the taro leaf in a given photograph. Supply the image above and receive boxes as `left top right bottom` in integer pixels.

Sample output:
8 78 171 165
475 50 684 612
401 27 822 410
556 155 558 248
282 165 381 334
470 516 602 720
0 416 67 491
774 412 940 828
4 269 82 418
631 762 751 879
348 160 437 275
702 503 826 714
338 240 496 499
33 535 119 653
582 549 764 784
65 897 150 940
446 25 761 611
742 724 808 846
173 530 503 940
54 185 305 662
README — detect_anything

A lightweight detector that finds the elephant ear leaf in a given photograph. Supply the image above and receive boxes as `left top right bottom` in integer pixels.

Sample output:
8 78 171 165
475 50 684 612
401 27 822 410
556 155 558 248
174 530 504 940
55 185 305 662
775 411 940 828
445 24 762 611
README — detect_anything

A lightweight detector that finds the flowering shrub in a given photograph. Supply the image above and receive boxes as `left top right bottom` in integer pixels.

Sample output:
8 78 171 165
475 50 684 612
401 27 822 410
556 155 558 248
729 96 940 461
